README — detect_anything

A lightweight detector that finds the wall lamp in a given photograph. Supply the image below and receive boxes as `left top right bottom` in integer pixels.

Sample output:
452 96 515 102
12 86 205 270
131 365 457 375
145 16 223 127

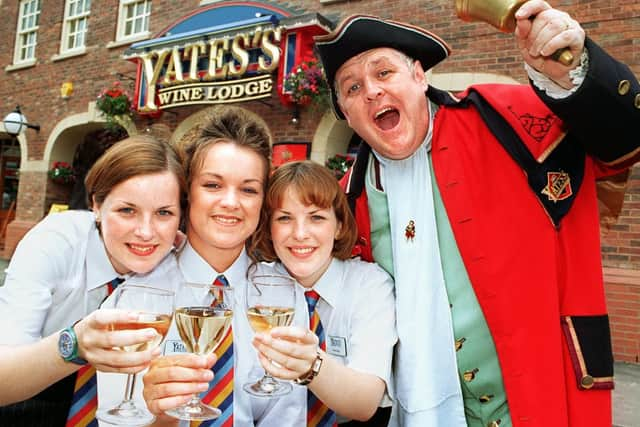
290 105 300 125
2 106 40 136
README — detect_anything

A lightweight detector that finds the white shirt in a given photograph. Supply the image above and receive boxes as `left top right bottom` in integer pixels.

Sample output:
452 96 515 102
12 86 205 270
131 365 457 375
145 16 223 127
284 258 397 423
0 210 181 423
162 242 306 427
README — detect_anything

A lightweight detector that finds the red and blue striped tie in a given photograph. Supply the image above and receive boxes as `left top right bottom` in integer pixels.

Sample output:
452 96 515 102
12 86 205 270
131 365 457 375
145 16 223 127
66 277 123 427
195 274 233 427
304 290 337 427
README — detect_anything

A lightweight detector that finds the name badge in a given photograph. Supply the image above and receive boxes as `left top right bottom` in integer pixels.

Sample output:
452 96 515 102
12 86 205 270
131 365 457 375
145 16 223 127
164 340 186 355
327 335 347 357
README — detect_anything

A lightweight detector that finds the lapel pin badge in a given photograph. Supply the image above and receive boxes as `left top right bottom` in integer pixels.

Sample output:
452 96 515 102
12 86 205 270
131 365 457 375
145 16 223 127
405 220 416 242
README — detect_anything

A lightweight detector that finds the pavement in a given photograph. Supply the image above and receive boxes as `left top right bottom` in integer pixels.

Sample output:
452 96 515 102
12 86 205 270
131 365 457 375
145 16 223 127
0 259 638 425
614 361 640 427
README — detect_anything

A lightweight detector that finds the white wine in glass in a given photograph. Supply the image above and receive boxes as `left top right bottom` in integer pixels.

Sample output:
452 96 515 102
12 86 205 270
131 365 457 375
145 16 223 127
246 306 295 333
96 284 175 426
174 307 232 355
110 313 172 352
165 282 233 421
243 274 296 397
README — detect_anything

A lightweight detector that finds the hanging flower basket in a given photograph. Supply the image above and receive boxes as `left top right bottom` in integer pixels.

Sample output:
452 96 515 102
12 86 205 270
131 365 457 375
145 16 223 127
282 57 330 111
96 81 134 130
48 161 75 185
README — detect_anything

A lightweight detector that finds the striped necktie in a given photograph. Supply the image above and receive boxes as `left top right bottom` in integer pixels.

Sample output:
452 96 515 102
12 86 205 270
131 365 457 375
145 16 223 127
196 274 233 427
66 277 124 427
304 290 337 427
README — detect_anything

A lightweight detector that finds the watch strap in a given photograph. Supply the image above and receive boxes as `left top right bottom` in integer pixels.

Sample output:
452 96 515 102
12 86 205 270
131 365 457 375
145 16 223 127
295 350 323 386
60 326 88 365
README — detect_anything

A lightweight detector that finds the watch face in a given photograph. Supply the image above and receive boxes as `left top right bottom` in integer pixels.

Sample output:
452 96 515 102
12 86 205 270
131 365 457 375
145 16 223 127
311 356 322 372
59 330 75 358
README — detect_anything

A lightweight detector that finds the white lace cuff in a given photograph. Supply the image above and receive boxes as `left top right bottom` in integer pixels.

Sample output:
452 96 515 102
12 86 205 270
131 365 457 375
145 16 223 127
526 49 589 99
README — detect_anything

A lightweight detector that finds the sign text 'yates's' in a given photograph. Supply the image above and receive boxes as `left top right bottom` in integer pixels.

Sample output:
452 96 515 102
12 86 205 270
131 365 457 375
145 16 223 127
127 27 282 111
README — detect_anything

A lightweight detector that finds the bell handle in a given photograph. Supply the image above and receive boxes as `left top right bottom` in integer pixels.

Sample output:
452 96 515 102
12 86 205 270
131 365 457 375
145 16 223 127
550 47 574 66
454 0 575 66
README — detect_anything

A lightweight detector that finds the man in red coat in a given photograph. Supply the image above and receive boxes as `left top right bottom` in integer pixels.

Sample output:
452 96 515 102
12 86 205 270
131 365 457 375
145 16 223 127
314 1 640 426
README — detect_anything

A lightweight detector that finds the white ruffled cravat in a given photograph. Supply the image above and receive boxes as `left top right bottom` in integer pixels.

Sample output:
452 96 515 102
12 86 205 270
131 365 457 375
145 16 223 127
374 112 466 426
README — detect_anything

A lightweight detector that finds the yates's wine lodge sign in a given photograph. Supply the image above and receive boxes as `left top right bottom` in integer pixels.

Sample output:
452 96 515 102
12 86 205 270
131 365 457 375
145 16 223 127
126 24 281 112
124 1 331 114
124 4 331 114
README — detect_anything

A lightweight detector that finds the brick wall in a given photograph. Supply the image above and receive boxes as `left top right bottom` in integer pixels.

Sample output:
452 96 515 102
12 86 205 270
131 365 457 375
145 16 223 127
604 268 640 363
602 167 640 268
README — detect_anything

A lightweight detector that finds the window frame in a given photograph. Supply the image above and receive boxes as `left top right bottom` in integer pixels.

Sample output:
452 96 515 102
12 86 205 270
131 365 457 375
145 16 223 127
13 0 42 65
115 0 152 42
59 0 91 55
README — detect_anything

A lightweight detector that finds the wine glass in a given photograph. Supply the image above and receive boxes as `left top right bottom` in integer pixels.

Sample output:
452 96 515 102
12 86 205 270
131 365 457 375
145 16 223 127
96 284 175 426
243 274 296 397
165 282 233 421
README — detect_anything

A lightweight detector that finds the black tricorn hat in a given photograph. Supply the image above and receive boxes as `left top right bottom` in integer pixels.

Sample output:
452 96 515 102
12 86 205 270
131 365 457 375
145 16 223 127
315 15 451 119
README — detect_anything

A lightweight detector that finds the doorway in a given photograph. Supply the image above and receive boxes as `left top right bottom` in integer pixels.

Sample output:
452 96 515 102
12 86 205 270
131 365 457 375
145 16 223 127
0 137 20 244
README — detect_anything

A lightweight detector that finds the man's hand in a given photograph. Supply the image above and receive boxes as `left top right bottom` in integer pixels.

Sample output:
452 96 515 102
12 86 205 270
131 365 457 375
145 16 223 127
515 0 585 87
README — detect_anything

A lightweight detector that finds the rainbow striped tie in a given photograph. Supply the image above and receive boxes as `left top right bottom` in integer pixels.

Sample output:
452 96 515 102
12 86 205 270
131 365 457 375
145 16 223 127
194 274 234 427
66 277 123 427
304 290 337 427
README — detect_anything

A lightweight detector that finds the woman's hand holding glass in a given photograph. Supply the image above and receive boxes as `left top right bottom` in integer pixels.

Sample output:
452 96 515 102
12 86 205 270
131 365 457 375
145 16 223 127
252 325 320 382
142 352 216 418
73 308 166 373
164 282 233 421
95 284 175 426
243 274 297 397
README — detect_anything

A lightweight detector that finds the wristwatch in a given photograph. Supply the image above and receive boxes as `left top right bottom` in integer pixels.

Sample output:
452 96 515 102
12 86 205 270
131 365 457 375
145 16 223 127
58 325 88 365
294 350 323 386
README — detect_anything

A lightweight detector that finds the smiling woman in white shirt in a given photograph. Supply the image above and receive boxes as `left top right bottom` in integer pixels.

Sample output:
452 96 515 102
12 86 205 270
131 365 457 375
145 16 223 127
0 135 186 426
250 160 397 426
142 106 308 427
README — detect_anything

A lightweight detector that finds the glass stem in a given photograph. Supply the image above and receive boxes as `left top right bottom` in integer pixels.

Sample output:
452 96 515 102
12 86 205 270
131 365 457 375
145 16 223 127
263 372 275 381
258 372 279 391
187 395 203 406
123 373 137 403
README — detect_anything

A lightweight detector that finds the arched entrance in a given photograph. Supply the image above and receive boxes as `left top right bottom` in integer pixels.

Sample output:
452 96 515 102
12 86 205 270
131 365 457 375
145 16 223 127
44 114 114 212
1 107 123 258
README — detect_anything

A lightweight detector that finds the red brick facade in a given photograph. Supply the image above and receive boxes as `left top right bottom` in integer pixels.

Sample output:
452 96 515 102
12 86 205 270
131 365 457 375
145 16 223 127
0 0 638 362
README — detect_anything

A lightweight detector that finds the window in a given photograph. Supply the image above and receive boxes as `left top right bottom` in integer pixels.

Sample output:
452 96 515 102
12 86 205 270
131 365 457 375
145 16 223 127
61 0 91 53
116 0 151 41
13 0 42 64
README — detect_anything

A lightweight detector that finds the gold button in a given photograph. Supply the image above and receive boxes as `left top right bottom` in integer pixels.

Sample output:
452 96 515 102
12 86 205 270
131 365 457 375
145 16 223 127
618 80 630 95
635 94 640 109
487 420 501 427
581 374 594 389
463 368 478 382
479 394 494 403
455 337 466 351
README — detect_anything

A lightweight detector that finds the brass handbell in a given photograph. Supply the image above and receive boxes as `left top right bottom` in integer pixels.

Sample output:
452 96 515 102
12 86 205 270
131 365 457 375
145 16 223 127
454 0 574 66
